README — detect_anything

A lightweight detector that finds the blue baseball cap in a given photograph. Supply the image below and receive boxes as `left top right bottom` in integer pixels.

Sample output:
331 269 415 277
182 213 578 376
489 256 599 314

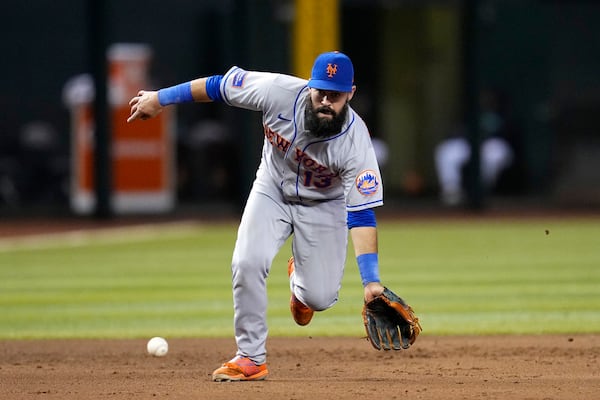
307 51 354 93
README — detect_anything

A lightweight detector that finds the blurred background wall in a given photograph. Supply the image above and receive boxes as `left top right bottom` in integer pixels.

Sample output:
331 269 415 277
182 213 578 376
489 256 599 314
1 0 599 218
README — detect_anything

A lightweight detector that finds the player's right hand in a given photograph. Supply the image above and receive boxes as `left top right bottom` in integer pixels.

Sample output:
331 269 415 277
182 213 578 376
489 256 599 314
127 90 162 122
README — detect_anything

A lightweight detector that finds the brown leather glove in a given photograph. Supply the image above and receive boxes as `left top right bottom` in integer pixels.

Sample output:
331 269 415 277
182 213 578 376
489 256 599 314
362 287 422 350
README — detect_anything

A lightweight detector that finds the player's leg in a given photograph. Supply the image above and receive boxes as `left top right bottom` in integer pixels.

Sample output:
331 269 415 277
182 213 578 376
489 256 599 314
480 137 514 189
434 137 471 205
289 198 348 312
230 187 292 365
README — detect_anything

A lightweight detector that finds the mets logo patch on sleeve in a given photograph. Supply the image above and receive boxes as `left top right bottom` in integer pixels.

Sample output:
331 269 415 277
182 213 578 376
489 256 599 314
356 170 380 196
232 70 248 88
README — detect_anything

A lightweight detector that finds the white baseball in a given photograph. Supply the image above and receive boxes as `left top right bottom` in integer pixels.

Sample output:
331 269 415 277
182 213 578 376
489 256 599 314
147 337 169 357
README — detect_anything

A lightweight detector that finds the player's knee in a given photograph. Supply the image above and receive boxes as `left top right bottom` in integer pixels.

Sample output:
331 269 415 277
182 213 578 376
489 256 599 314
299 289 338 311
231 255 269 282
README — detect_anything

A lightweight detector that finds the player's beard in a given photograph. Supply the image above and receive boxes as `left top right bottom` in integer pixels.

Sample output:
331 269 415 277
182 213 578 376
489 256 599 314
304 97 349 138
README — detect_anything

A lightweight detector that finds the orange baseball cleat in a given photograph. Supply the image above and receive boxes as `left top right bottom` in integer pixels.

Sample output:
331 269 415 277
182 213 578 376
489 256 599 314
212 356 269 382
287 257 314 326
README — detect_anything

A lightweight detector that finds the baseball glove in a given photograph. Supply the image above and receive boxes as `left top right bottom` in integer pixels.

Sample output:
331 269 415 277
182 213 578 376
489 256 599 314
362 287 422 350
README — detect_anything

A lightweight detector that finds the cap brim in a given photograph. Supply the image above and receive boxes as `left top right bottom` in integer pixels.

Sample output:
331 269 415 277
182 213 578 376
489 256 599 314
307 79 353 93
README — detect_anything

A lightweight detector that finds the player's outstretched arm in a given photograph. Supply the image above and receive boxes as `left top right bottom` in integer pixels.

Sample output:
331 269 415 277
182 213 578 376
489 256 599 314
127 78 212 123
349 210 422 350
349 225 384 302
350 234 385 302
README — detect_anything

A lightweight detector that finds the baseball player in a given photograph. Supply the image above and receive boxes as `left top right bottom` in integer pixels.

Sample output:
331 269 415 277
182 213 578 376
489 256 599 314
128 51 421 382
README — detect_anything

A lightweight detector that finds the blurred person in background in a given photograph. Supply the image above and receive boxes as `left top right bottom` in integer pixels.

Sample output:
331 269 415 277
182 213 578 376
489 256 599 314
434 88 518 206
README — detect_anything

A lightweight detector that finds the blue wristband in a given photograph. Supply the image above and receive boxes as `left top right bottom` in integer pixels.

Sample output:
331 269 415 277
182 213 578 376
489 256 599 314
157 82 194 106
356 253 381 287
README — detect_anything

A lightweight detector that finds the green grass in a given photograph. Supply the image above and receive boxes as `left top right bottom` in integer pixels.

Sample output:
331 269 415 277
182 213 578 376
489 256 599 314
0 217 599 339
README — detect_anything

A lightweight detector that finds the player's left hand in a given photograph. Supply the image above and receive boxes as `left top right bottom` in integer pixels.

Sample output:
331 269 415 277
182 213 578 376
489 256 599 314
362 287 422 350
127 90 162 122
363 282 385 303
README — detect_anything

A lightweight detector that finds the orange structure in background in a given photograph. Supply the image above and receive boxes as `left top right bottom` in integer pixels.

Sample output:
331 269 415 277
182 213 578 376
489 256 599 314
65 43 175 214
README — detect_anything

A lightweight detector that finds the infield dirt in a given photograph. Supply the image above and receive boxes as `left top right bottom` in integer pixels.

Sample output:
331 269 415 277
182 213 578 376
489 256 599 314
1 335 598 399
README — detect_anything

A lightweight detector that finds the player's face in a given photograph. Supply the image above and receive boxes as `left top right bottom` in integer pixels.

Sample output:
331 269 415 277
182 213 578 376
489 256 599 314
305 88 355 138
309 88 353 119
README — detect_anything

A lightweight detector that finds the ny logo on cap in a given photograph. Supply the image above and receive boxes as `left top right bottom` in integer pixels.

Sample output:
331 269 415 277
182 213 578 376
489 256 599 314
326 63 338 78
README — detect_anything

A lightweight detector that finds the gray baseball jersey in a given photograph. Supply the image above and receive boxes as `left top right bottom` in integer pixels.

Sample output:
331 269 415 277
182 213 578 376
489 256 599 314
217 66 384 364
219 66 383 210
